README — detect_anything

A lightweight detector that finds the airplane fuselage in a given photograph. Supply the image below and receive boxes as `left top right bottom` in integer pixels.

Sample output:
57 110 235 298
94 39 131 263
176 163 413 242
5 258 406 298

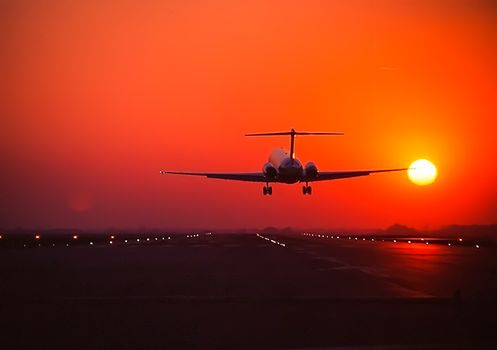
267 148 304 184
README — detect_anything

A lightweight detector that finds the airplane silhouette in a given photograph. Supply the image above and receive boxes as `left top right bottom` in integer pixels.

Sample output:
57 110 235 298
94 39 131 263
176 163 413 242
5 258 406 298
160 129 407 195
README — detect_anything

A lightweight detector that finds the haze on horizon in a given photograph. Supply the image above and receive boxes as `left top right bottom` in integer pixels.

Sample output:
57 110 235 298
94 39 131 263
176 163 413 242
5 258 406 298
1 0 497 230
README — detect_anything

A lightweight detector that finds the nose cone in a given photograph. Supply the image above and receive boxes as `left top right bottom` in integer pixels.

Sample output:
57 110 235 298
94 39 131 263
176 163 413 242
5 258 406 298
278 158 303 183
281 157 302 169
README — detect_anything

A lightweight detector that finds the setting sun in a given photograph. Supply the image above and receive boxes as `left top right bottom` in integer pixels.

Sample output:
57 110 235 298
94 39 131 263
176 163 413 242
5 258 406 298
408 159 437 186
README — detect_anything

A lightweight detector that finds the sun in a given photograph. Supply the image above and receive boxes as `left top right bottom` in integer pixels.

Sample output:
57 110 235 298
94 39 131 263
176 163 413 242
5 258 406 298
408 159 437 186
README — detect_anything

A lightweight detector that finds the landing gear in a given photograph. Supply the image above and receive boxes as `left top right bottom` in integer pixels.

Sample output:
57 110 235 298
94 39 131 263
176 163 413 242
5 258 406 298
302 183 312 195
263 184 273 196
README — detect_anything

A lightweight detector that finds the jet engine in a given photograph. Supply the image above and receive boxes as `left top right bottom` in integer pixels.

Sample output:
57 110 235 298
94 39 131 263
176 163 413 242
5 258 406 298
304 162 318 179
263 162 277 179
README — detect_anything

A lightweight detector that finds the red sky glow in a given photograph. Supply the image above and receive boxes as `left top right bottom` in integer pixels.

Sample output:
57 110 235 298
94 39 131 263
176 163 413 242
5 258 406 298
1 0 497 230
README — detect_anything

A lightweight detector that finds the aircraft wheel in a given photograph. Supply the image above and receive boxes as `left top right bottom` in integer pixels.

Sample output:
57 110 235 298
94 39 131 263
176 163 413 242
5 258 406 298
307 186 312 195
302 186 307 195
268 186 273 195
263 187 267 195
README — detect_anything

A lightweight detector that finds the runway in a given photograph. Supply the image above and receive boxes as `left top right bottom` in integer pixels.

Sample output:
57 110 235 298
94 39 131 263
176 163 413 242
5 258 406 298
1 232 496 349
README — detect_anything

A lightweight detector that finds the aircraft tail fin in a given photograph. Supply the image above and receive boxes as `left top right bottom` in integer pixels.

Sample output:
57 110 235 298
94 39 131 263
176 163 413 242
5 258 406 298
245 129 343 159
245 130 344 137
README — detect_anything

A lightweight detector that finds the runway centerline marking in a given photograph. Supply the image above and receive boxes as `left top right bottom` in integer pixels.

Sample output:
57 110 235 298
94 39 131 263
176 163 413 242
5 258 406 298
255 233 286 247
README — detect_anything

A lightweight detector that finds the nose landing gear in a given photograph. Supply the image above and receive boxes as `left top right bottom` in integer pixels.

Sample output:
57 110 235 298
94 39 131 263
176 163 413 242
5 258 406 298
263 184 273 195
302 183 312 195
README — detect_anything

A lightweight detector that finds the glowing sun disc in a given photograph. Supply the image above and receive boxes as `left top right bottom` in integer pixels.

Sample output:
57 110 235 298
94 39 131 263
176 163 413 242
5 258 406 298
408 159 437 186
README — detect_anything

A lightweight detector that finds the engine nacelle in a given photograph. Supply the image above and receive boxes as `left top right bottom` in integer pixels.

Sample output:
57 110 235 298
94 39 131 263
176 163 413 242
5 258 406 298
263 162 277 179
304 162 318 179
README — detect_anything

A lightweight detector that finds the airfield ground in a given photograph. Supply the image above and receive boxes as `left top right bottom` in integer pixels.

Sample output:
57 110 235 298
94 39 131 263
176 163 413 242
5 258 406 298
1 232 496 349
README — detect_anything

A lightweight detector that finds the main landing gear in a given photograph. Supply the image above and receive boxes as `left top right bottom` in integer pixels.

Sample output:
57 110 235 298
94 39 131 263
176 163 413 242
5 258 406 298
262 183 273 196
302 183 312 195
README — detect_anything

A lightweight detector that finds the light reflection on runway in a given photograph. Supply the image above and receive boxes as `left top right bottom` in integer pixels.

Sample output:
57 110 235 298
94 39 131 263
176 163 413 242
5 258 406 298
285 233 497 299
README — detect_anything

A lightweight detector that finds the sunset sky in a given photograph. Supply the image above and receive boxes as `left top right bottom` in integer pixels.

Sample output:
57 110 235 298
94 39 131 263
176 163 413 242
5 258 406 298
1 0 496 230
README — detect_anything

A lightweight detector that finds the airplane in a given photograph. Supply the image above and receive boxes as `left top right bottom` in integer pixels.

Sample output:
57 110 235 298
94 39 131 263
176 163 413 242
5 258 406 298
160 129 407 195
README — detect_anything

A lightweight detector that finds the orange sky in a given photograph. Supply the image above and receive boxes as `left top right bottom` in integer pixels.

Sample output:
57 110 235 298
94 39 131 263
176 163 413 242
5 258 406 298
1 0 496 230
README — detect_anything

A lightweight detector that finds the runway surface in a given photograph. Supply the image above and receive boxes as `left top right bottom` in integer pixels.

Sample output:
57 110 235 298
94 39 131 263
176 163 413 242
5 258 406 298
1 232 496 349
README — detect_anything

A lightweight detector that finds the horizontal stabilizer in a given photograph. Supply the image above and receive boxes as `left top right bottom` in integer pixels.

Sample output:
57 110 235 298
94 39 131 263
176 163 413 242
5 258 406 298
245 130 344 136
245 128 343 160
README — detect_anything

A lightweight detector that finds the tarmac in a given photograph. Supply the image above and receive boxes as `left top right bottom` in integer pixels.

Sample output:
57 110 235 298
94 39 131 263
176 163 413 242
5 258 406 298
1 232 496 349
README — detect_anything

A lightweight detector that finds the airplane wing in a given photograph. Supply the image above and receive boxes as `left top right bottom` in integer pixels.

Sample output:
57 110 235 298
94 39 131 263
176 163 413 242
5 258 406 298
160 170 268 182
312 168 407 182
